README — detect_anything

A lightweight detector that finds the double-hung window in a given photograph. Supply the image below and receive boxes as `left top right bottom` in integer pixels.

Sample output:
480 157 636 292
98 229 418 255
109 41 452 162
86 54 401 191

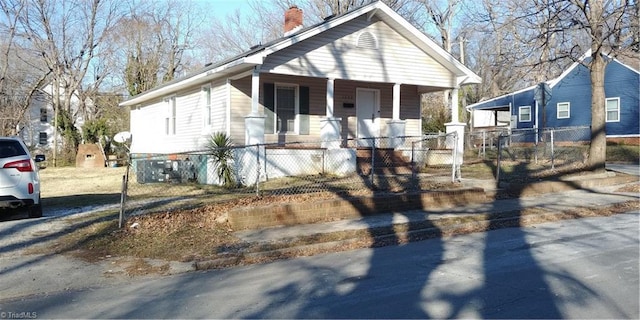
557 102 570 119
165 96 176 135
519 106 532 122
38 132 47 145
40 108 48 122
605 97 620 122
263 83 309 135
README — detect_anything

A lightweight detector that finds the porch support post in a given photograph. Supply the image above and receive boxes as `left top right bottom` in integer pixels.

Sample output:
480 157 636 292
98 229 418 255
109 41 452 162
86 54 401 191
445 86 464 165
243 66 265 185
392 83 400 120
387 83 405 148
326 78 335 117
321 78 341 149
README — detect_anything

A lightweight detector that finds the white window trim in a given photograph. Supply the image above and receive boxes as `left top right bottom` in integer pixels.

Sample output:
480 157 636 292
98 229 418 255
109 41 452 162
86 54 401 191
557 102 570 119
605 97 620 122
201 85 212 131
164 95 176 135
519 106 532 122
273 83 300 134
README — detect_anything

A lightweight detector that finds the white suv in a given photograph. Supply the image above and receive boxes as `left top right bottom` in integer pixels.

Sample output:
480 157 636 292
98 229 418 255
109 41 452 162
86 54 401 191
0 137 45 218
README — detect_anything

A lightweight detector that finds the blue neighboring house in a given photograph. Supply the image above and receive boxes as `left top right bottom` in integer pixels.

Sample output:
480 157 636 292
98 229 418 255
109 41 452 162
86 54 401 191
466 50 640 143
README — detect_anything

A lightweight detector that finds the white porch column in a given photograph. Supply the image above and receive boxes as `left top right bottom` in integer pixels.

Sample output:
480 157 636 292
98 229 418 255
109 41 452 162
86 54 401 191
250 66 261 115
244 66 265 185
392 83 400 120
321 78 341 149
387 83 405 148
445 87 464 165
326 78 335 117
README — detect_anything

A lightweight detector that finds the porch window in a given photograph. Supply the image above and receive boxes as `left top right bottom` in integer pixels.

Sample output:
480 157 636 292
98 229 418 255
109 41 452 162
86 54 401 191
605 97 620 122
519 106 531 122
557 102 570 119
202 85 212 128
165 96 176 135
263 83 309 135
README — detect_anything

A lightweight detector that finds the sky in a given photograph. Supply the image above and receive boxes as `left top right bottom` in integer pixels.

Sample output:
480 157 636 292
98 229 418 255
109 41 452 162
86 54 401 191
197 0 254 19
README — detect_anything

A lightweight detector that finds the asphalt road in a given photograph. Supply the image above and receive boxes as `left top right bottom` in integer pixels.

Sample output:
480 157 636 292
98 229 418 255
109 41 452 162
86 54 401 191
1 211 637 319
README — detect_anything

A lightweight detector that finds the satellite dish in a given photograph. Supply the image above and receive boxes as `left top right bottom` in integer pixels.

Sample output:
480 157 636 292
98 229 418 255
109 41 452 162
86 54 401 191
113 131 132 143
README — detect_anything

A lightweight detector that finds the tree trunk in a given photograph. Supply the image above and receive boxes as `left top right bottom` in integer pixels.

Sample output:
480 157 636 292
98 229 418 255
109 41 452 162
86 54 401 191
588 51 607 172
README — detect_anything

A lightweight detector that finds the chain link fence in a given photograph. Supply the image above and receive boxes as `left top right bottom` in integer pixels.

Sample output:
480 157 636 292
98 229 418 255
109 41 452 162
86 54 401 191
118 132 461 223
467 128 510 160
495 126 591 182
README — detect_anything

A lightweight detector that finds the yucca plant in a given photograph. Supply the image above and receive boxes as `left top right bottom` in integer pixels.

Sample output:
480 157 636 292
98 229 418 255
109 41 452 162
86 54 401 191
206 132 236 188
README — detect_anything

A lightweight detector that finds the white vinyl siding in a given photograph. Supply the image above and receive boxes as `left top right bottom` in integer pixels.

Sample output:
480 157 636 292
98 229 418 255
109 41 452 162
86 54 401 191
557 102 570 119
519 106 532 122
211 80 228 134
262 16 453 87
229 77 252 143
605 97 620 122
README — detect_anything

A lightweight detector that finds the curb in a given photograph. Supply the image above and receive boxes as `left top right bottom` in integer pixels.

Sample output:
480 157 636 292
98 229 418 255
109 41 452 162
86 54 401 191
193 198 638 271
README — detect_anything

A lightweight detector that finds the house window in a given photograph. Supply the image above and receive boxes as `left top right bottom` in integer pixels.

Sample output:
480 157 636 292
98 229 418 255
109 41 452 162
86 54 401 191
202 85 212 127
38 132 47 145
606 97 620 122
40 108 48 122
275 85 297 133
519 106 532 122
264 83 309 135
557 102 570 119
165 96 176 135
356 31 378 49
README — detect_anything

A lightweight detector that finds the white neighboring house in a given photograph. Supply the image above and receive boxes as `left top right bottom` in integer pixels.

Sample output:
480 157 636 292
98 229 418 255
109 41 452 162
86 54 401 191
18 83 92 153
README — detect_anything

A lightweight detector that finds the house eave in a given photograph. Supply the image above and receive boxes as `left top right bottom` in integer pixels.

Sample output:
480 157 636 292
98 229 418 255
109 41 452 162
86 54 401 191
119 58 259 107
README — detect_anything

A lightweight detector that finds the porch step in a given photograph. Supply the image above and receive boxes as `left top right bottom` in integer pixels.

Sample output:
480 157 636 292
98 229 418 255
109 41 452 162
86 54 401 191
356 148 414 175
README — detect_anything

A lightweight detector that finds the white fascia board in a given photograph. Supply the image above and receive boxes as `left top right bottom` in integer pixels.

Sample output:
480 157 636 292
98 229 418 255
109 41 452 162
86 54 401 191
119 58 259 107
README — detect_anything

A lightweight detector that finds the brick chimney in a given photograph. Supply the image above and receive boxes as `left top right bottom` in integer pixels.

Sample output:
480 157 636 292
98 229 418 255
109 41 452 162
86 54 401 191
284 5 303 35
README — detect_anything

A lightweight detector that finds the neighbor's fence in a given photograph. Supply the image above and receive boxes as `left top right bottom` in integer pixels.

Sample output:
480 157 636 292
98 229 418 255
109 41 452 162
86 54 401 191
495 126 591 182
467 128 510 160
119 133 460 222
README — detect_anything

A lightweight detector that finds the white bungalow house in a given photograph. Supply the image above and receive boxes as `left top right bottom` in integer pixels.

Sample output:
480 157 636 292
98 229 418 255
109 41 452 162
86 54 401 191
119 1 480 185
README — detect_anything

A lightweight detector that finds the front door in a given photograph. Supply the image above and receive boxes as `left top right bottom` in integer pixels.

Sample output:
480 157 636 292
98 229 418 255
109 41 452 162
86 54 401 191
356 88 380 147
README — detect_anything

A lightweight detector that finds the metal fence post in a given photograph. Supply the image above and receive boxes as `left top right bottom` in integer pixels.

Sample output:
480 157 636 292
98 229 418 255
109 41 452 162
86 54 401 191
411 140 416 180
370 139 375 185
451 131 459 182
550 129 555 170
482 131 486 159
496 135 502 183
255 144 261 196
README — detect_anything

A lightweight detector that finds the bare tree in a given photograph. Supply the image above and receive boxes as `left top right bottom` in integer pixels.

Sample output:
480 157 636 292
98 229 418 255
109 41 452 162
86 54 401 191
114 0 203 96
0 0 50 137
16 0 120 165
